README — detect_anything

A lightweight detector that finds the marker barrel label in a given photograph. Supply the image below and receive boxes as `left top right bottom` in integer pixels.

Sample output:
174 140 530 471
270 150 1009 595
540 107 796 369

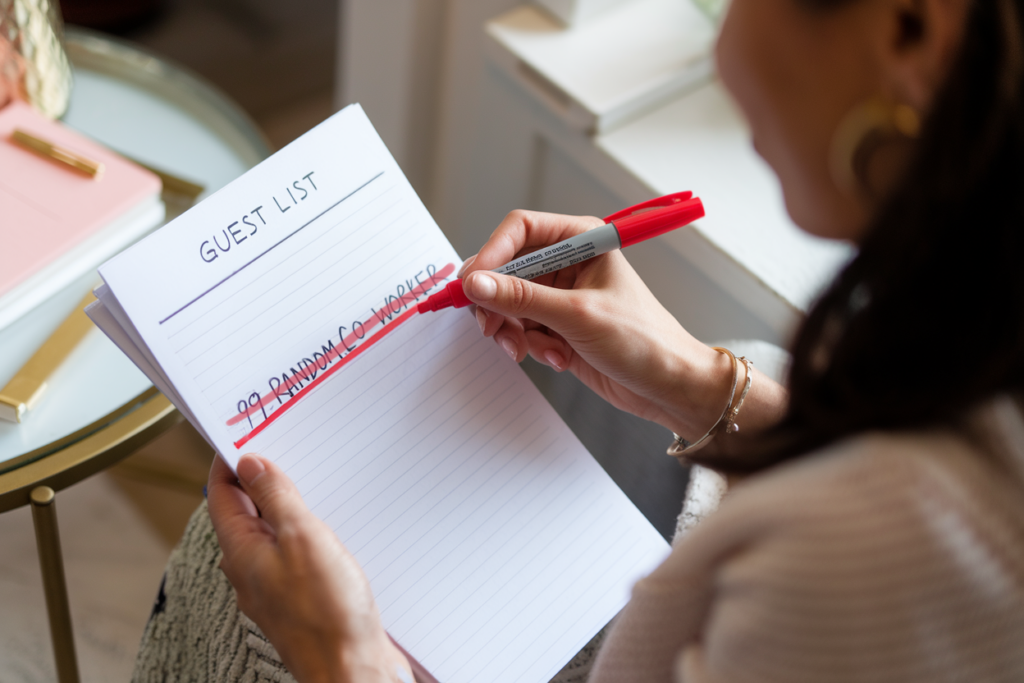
493 225 621 280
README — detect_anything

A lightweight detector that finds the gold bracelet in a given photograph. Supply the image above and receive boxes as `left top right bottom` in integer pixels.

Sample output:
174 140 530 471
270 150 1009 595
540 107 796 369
667 347 738 458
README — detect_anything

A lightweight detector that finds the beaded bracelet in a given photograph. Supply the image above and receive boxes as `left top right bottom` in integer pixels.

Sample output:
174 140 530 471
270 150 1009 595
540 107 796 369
722 356 753 435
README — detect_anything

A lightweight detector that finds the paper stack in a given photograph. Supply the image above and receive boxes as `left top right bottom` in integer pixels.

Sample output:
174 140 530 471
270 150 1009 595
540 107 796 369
86 105 668 683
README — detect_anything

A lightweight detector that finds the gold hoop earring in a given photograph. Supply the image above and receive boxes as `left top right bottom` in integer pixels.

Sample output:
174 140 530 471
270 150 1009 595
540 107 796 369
829 97 921 202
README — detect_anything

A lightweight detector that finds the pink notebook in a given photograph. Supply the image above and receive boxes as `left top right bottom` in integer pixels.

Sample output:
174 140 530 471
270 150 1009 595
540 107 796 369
0 101 161 299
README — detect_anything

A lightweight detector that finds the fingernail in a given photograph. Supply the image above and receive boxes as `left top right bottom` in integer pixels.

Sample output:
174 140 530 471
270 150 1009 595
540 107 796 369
468 272 497 302
476 307 489 334
500 337 518 361
544 350 566 371
458 254 478 277
237 455 266 486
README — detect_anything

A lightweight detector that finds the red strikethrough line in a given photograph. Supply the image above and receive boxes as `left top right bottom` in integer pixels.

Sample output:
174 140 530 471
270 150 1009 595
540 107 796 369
228 262 455 448
232 306 419 449
226 263 455 429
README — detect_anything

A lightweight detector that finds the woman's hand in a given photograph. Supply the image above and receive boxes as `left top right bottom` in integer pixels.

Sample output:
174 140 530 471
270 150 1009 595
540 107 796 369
460 210 736 441
207 454 412 683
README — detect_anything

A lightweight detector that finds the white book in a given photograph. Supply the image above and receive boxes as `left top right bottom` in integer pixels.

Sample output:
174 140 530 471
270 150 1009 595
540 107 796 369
0 197 165 332
88 105 668 683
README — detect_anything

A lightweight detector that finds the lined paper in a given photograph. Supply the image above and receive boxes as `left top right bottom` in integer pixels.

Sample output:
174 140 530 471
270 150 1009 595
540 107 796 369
97 105 669 682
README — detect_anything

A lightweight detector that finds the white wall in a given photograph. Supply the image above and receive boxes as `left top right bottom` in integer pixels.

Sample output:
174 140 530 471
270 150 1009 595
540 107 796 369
336 0 521 216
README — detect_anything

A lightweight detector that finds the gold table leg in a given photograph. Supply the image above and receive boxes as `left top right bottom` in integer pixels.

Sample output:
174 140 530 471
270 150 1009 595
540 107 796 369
30 486 81 683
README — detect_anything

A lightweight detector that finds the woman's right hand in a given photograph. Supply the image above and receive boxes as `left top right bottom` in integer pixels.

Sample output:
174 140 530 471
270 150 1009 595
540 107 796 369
459 209 737 442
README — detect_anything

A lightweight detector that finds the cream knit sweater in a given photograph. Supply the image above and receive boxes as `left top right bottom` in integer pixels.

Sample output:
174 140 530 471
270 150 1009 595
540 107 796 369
589 396 1024 683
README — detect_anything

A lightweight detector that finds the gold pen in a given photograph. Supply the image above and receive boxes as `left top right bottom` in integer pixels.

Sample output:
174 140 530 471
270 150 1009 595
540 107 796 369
10 128 105 179
0 291 97 423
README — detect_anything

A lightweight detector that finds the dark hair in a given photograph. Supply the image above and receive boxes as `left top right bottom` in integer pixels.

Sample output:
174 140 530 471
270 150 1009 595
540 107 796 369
700 0 1024 472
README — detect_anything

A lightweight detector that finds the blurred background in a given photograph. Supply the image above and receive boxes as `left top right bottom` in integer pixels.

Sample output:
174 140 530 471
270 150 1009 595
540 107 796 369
2 1 845 680
59 0 339 149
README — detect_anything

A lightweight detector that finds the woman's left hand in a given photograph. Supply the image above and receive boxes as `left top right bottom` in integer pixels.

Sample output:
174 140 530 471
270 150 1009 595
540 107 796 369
207 453 412 683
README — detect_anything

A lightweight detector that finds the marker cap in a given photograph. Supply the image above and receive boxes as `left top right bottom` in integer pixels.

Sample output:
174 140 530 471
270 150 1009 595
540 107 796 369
417 279 472 314
608 192 705 249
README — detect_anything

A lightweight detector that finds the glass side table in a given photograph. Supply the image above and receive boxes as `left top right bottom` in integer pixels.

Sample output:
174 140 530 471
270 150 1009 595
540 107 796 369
0 27 270 683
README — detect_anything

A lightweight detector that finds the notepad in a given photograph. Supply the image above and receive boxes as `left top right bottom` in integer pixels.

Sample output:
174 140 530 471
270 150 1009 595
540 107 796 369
89 105 669 683
0 100 164 331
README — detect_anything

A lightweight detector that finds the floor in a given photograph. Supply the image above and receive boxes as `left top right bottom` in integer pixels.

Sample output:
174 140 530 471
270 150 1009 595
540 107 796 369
120 0 339 152
0 422 213 682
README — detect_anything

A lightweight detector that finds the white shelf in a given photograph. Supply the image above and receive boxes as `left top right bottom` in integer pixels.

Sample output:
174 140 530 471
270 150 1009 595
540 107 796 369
533 0 636 26
486 0 715 134
597 79 854 321
479 3 851 338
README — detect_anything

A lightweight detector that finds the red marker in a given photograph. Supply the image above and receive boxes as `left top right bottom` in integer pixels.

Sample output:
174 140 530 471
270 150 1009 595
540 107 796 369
418 191 704 314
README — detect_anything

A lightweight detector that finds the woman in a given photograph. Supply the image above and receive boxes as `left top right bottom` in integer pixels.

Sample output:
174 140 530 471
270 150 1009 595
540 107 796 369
202 0 1024 681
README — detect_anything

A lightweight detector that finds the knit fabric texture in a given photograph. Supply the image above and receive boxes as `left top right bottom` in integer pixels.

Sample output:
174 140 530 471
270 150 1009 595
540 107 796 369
589 396 1024 683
